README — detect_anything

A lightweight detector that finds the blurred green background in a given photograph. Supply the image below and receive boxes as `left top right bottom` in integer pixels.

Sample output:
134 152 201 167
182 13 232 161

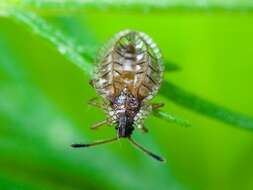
0 0 253 190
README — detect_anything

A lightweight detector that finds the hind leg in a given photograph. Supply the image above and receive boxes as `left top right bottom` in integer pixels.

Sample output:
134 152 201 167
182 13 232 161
151 103 165 110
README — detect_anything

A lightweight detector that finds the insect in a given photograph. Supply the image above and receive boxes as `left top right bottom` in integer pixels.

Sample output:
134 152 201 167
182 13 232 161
71 30 165 162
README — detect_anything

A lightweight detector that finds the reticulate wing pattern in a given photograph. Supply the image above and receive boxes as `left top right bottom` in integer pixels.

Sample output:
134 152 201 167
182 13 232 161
93 30 164 102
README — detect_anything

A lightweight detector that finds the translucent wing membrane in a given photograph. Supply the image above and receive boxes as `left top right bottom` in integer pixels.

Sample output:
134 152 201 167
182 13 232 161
93 30 163 102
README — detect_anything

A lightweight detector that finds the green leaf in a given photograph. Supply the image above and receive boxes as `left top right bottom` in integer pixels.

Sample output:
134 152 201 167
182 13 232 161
18 0 253 13
9 8 94 76
153 110 191 127
160 81 253 129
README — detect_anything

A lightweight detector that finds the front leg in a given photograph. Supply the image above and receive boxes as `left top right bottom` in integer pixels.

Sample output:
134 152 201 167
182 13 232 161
89 79 95 88
134 103 164 134
135 123 149 133
139 125 149 133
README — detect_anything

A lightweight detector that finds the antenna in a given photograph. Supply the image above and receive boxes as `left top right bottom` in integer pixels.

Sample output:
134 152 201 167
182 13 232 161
71 136 165 162
128 137 165 162
71 137 118 148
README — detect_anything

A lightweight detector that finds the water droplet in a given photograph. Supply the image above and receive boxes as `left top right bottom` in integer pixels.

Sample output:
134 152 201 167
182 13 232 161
58 45 67 54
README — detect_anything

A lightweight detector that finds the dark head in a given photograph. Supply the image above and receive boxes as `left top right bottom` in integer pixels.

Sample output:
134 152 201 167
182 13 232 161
112 88 140 138
117 112 134 137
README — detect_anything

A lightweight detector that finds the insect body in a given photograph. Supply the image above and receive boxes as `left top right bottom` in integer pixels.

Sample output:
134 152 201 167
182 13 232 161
72 30 165 162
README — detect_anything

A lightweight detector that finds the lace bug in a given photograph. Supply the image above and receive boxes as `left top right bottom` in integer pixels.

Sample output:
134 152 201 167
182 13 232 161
72 30 165 162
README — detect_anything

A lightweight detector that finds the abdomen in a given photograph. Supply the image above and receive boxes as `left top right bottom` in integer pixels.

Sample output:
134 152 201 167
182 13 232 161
93 30 164 102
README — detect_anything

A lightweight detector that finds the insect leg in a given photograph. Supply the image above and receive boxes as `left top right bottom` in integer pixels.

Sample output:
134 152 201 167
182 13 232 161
89 80 95 88
151 103 165 110
88 97 106 109
90 120 108 130
137 125 149 133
